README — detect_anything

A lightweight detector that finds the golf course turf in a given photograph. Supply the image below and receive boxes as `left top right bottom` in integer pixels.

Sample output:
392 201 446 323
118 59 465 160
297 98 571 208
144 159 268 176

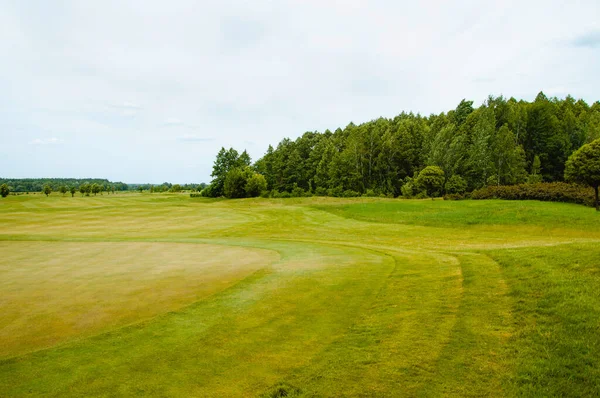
1 194 599 396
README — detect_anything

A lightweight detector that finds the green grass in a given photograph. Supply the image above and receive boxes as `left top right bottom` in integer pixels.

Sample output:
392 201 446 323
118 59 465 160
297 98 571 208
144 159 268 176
1 193 599 396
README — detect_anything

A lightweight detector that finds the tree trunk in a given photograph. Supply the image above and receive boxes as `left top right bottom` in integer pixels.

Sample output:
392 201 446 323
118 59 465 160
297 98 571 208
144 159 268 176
595 185 599 211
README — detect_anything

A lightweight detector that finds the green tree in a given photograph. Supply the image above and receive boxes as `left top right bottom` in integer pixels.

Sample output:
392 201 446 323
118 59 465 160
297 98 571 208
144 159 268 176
69 186 76 197
491 124 527 185
209 148 251 197
91 183 101 196
415 166 445 198
59 185 67 196
42 184 52 197
0 183 9 198
170 184 182 193
527 155 543 184
445 175 467 194
245 173 268 197
467 106 495 188
224 167 253 199
564 138 600 210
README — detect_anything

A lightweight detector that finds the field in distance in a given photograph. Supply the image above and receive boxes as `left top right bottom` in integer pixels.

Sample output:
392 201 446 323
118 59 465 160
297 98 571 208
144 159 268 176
1 193 599 397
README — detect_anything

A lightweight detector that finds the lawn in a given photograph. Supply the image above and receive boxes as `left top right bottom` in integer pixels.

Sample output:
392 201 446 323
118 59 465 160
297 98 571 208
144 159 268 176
1 193 599 396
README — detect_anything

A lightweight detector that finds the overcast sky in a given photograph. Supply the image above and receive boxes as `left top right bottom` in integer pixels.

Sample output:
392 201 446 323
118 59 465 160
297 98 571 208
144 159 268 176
1 0 599 183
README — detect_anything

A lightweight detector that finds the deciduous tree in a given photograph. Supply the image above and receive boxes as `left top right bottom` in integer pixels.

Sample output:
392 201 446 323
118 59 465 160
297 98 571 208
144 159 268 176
565 138 600 210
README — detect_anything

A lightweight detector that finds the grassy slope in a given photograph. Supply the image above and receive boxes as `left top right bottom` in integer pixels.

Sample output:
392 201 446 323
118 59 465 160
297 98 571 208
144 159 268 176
1 194 599 396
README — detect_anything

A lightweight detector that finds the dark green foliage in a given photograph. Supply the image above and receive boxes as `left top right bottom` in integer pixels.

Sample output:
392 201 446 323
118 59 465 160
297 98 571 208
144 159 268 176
415 166 445 198
170 184 182 193
207 148 252 197
565 138 600 210
245 173 268 197
91 183 101 195
471 182 595 207
0 183 9 197
69 186 76 197
445 175 467 194
204 94 599 199
0 178 128 192
59 185 67 196
224 168 252 199
42 184 52 197
223 167 267 199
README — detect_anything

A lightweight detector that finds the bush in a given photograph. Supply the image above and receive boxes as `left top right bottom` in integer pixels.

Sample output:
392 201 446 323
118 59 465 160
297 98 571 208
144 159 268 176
314 187 327 196
414 166 444 198
291 185 305 198
471 182 595 207
342 189 360 198
400 179 414 198
445 175 467 195
363 189 377 197
327 186 343 197
190 193 203 198
245 173 268 197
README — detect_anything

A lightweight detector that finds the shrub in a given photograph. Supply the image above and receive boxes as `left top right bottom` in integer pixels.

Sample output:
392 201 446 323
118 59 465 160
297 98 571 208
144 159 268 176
327 186 343 198
414 166 445 198
291 185 305 198
400 179 414 198
314 187 327 196
245 173 268 197
342 189 360 198
363 189 377 197
471 182 595 207
445 175 467 195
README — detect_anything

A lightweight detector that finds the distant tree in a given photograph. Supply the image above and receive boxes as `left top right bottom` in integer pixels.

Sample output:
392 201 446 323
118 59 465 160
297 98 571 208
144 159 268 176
91 183 101 196
170 184 182 193
42 184 52 197
59 185 67 196
0 183 9 198
415 166 445 198
70 186 76 197
565 138 600 210
138 186 144 193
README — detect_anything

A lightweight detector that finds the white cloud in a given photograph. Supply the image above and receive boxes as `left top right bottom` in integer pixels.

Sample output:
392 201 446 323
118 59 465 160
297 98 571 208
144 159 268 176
29 137 63 145
164 117 183 126
177 134 213 143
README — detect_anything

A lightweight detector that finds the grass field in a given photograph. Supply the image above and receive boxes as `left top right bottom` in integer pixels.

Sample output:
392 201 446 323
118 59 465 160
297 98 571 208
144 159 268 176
1 193 599 397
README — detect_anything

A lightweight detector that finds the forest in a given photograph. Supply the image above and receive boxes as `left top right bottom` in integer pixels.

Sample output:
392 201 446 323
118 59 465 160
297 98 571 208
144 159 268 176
204 92 600 199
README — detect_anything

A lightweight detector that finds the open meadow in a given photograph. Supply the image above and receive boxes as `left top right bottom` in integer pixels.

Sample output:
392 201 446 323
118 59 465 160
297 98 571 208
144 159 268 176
1 193 600 397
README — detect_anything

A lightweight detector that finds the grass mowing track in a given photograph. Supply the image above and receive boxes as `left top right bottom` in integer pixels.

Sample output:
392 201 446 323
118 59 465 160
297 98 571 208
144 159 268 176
1 193 599 396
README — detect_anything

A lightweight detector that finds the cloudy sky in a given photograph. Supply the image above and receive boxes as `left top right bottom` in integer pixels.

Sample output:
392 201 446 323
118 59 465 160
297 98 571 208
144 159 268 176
1 0 599 183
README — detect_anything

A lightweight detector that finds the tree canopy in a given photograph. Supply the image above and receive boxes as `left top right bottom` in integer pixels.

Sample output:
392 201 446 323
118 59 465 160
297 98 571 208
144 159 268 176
203 93 600 199
565 138 600 210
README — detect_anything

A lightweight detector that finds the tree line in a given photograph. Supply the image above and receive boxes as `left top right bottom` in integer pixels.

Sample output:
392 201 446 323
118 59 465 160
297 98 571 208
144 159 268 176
0 178 129 193
202 92 600 198
0 178 205 197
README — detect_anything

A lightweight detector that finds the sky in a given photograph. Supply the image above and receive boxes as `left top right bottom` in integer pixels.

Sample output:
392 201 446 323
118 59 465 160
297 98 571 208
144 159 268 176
1 0 599 184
